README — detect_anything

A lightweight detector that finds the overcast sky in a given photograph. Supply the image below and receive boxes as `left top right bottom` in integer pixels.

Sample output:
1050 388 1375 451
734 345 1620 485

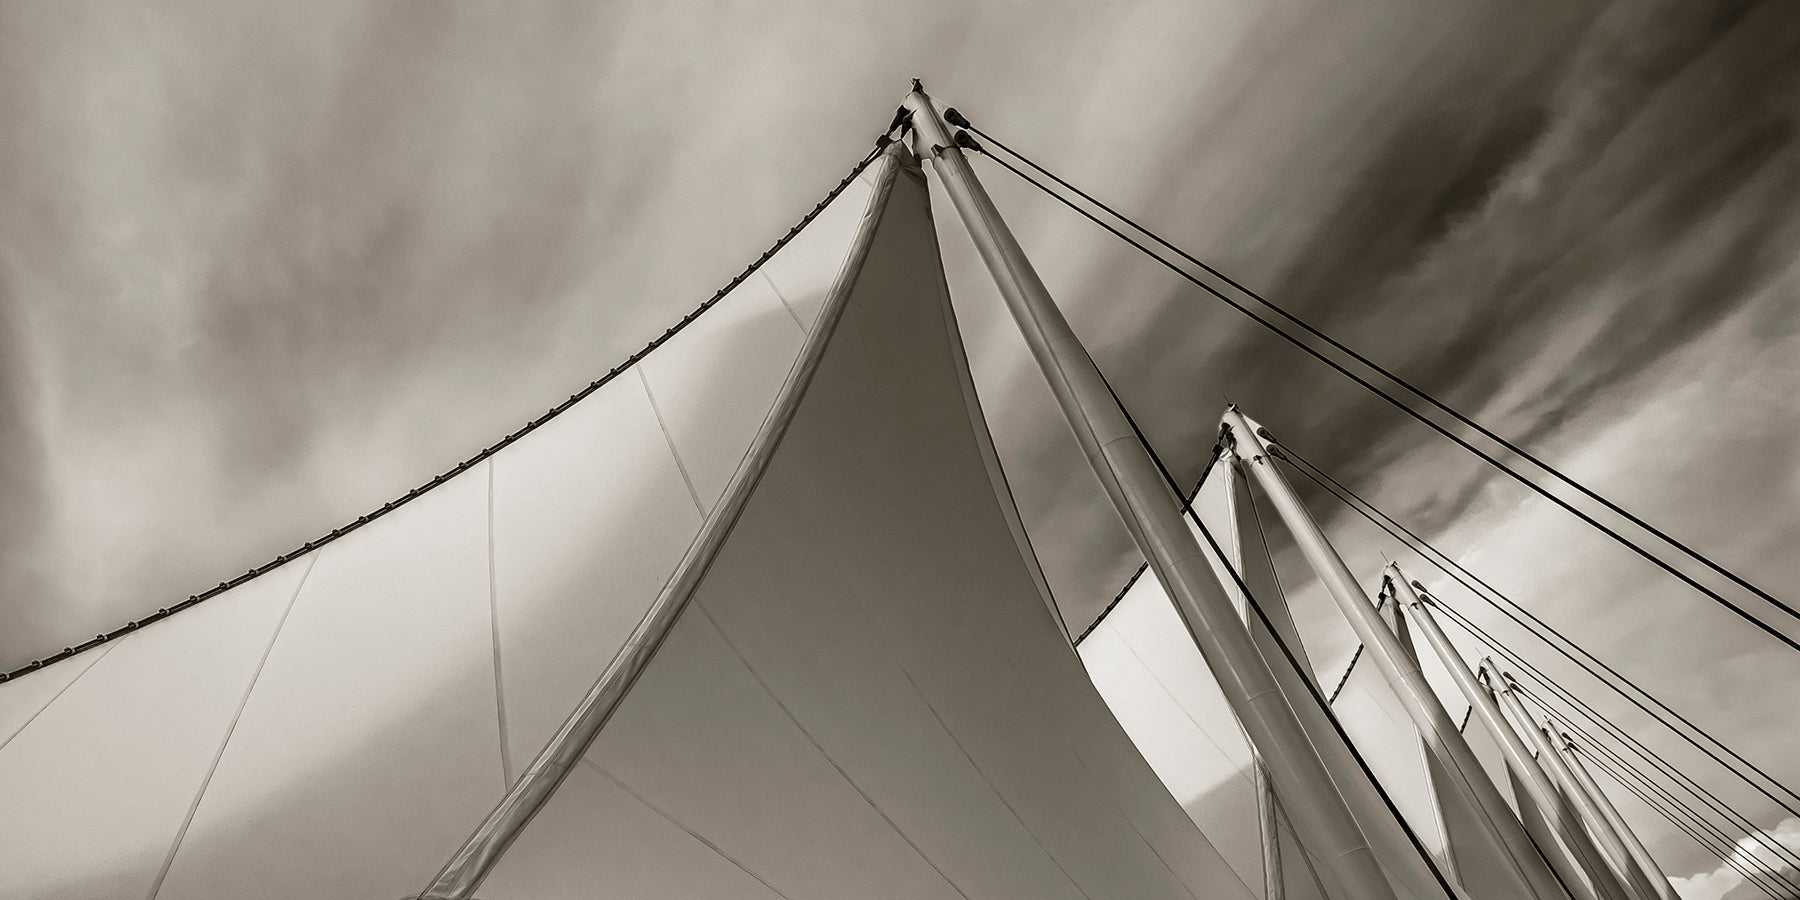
3 2 1797 896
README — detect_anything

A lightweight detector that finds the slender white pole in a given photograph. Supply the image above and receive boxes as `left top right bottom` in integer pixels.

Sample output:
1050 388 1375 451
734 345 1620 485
1399 591 1609 900
1221 410 1567 900
1558 735 1678 900
901 86 1399 900
1504 675 1665 900
1486 662 1637 900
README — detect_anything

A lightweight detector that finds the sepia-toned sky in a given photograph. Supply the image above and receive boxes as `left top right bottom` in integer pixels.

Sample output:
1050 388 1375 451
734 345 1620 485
2 2 1797 896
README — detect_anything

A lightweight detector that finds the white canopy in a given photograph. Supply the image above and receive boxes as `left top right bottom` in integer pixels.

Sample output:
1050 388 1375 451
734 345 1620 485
0 146 1250 899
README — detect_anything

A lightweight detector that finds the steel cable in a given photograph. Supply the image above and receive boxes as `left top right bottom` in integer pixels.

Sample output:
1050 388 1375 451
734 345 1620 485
1270 440 1800 817
2 132 899 683
952 112 1797 648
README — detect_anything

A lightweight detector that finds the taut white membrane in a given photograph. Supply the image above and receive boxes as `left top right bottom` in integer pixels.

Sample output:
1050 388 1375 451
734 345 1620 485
477 152 1247 898
1081 457 1471 900
1079 460 1335 899
0 560 310 899
0 158 880 898
1329 605 1451 864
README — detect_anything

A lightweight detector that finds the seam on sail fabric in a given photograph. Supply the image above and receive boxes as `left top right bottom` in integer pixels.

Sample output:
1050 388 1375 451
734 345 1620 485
637 367 708 517
2 145 885 685
146 550 321 900
487 460 514 786
690 602 974 900
579 758 793 899
759 269 809 334
0 639 121 753
780 464 1090 899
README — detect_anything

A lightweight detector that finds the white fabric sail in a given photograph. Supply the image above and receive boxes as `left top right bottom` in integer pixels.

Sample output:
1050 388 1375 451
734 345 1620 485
1329 601 1449 867
1080 457 1478 900
0 164 862 899
471 147 1244 899
0 149 1256 899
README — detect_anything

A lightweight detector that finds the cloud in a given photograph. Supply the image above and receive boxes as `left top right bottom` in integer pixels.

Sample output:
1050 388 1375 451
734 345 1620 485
2 0 1796 880
1669 816 1800 900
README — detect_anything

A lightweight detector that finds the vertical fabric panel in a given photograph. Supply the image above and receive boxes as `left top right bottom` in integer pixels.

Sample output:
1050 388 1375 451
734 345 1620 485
489 375 703 771
155 470 501 900
0 559 309 899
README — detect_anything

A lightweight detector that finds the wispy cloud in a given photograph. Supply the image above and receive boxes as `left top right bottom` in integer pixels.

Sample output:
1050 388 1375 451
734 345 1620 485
2 0 1795 881
1670 816 1800 900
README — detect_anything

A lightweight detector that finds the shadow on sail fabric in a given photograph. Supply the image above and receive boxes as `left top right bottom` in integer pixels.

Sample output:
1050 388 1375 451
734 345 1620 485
472 148 1247 899
0 153 876 898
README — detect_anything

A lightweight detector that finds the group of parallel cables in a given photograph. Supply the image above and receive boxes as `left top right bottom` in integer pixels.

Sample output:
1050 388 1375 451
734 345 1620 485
937 108 1800 895
6 99 1794 894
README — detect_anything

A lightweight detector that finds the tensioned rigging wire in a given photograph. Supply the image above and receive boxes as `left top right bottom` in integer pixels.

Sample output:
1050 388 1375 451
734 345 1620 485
949 110 1798 642
0 133 900 685
1072 442 1223 644
1092 375 1463 900
1332 507 1800 882
1422 594 1800 881
1566 735 1800 899
1576 751 1795 900
1252 435 1800 874
1571 742 1794 900
1508 674 1800 883
1541 701 1800 896
947 120 1800 659
1270 438 1800 817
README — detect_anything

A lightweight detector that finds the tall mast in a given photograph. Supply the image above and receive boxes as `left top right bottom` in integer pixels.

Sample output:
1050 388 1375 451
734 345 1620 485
900 83 1401 900
1220 409 1569 900
1556 734 1678 900
1398 585 1615 900
1484 661 1638 900
1499 671 1665 900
